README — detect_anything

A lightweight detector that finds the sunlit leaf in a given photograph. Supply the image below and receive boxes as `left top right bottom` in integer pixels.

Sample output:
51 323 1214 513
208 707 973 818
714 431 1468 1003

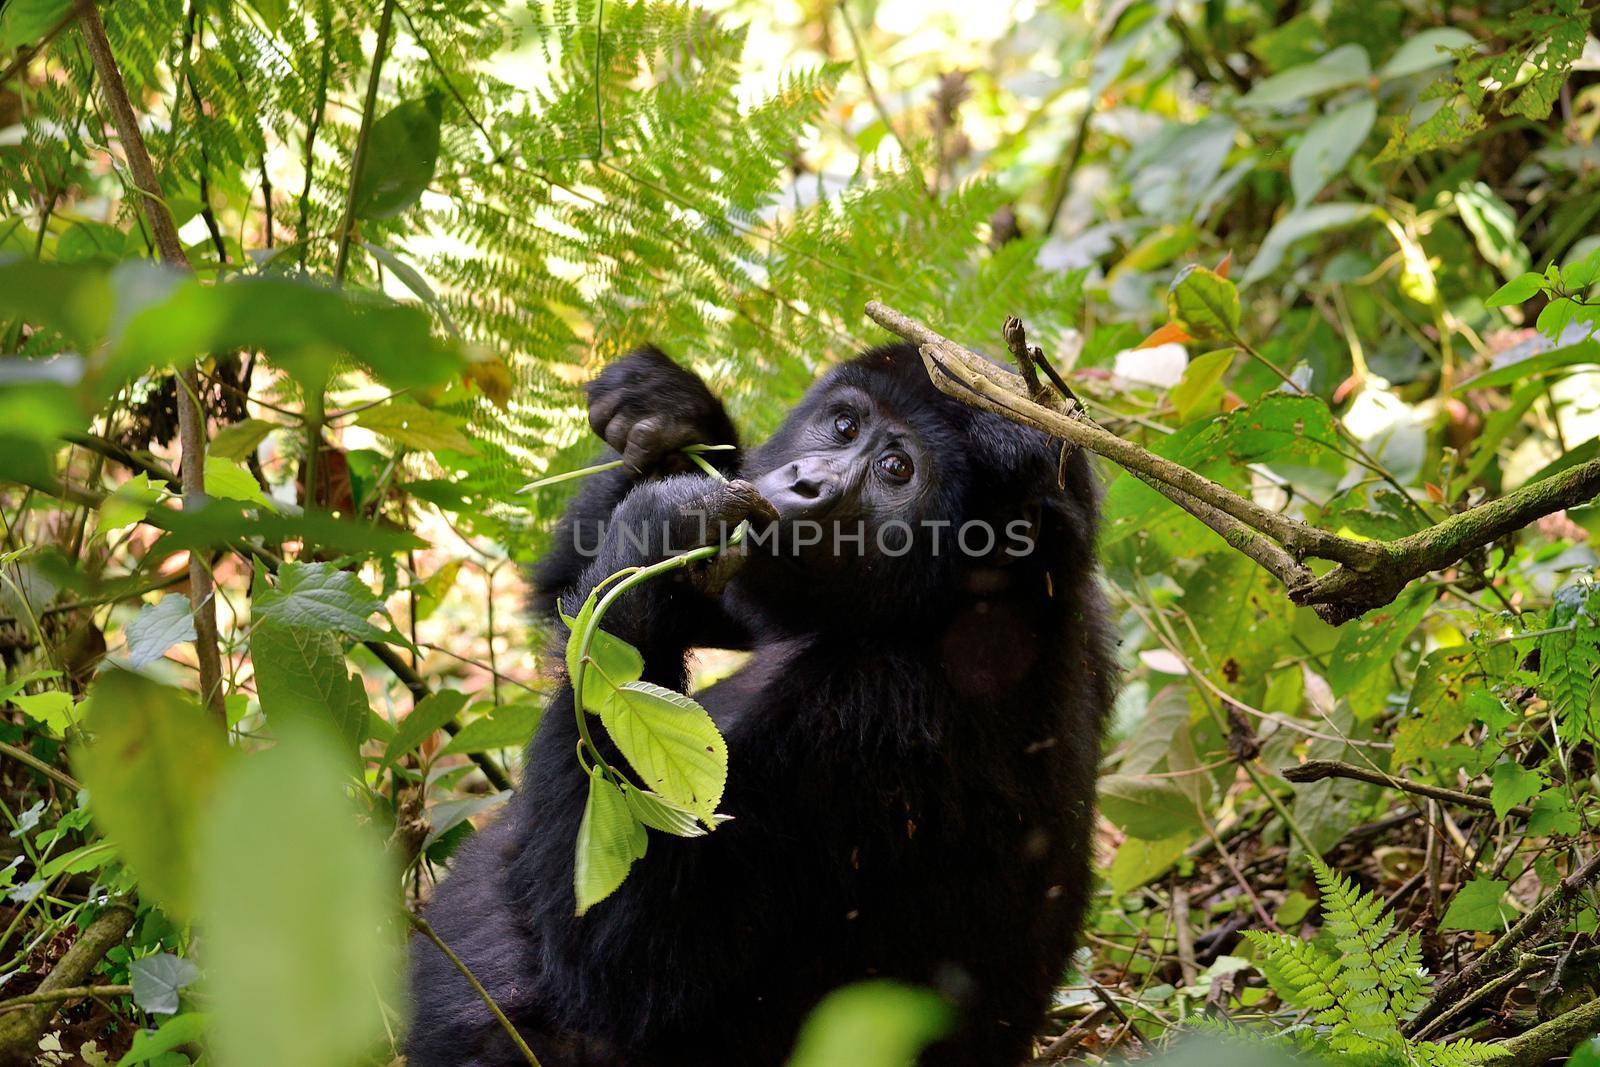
574 772 646 915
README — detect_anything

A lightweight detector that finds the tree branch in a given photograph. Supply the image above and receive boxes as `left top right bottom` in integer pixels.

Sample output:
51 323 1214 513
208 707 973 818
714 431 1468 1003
1281 759 1530 818
863 301 1600 626
81 2 226 724
0 903 134 1060
1484 995 1600 1066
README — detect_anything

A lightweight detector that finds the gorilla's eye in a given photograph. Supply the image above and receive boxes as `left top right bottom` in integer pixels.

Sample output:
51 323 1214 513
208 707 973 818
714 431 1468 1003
877 451 913 483
833 413 859 440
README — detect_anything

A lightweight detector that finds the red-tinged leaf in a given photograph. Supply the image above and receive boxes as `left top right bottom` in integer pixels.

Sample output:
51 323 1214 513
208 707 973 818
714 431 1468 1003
1214 251 1233 278
1425 482 1445 503
1137 322 1193 349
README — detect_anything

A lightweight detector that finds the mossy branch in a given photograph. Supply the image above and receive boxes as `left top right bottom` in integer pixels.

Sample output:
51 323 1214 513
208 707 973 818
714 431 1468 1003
862 301 1600 626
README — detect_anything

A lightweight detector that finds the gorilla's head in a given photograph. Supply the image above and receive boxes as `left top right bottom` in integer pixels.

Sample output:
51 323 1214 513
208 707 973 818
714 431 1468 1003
731 344 1099 631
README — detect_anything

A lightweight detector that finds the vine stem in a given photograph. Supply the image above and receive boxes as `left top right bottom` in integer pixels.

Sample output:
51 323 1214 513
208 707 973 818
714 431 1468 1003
406 911 542 1066
331 0 399 286
80 1 226 725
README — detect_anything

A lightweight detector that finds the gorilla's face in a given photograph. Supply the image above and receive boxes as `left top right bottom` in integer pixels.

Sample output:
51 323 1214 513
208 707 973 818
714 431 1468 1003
751 384 930 533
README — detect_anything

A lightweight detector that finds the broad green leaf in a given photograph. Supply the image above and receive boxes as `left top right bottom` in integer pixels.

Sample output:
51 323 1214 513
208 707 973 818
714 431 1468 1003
208 418 279 462
1169 349 1233 420
574 773 647 916
155 499 426 557
1377 27 1476 79
620 781 710 838
1489 762 1542 819
13 690 76 734
381 689 469 768
441 702 544 755
0 256 113 350
1241 203 1380 286
1485 272 1545 308
1441 877 1512 932
254 561 392 641
1239 44 1370 108
116 1013 210 1067
196 725 400 1067
99 473 170 535
1290 98 1376 205
1326 586 1433 716
1393 646 1477 763
1107 832 1194 893
355 398 477 455
0 0 73 51
1097 773 1204 839
1528 790 1580 836
1166 265 1240 344
37 839 115 879
203 455 273 509
1455 337 1600 392
788 981 952 1067
353 93 444 220
71 671 230 919
130 953 200 1015
412 559 461 623
1455 181 1530 282
600 680 728 819
125 595 197 668
249 622 370 752
0 383 84 485
562 605 645 715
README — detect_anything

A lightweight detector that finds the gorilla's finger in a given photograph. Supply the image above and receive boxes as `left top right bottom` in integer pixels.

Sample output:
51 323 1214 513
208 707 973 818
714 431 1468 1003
587 387 627 441
623 416 702 474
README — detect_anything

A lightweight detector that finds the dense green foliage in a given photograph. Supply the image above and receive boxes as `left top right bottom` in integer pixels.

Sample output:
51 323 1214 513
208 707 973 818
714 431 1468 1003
0 0 1599 1063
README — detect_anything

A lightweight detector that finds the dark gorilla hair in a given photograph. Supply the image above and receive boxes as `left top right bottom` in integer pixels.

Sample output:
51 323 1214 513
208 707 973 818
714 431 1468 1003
407 343 1117 1067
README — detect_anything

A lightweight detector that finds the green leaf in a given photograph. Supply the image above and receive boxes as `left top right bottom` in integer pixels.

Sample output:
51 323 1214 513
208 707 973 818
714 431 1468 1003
1456 337 1600 391
381 689 469 768
71 671 230 920
353 93 444 220
597 681 728 820
1097 773 1204 839
208 418 279 462
116 1013 210 1067
254 561 392 641
574 772 647 916
196 725 400 1067
203 455 273 509
1326 586 1433 716
248 622 370 753
1239 44 1371 108
620 781 711 838
0 0 73 51
1290 97 1376 206
1455 181 1530 282
130 953 200 1015
37 839 115 879
1441 877 1512 932
562 605 645 715
1528 790 1580 836
440 702 544 755
125 595 197 669
13 690 76 734
1170 349 1235 420
1241 203 1381 286
1377 27 1476 79
98 472 170 535
1490 762 1542 819
788 981 952 1067
1107 832 1194 893
1166 265 1241 344
355 398 477 455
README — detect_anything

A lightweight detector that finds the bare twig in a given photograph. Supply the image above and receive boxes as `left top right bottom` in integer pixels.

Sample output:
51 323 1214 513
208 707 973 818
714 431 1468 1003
0 984 132 1014
81 2 226 725
0 903 134 1059
1280 759 1531 818
406 911 543 1067
0 740 82 793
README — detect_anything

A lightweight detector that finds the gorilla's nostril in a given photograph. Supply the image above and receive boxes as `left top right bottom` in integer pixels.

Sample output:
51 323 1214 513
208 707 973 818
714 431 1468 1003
792 477 825 500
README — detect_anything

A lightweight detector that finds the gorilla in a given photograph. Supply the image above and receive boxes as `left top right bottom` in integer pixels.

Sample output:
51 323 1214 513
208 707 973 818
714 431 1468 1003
407 343 1116 1066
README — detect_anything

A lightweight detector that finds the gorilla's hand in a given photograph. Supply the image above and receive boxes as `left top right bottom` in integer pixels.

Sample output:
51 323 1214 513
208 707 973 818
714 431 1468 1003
679 479 777 595
588 347 737 475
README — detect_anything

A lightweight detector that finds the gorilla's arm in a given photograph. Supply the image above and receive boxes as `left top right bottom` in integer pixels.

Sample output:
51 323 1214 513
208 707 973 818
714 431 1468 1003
529 346 741 621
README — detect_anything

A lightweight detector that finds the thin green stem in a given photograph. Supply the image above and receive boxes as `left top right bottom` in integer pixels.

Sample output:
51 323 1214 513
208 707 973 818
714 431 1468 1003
331 0 399 285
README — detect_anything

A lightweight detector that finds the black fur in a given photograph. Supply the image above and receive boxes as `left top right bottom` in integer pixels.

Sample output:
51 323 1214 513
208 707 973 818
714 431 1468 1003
407 344 1116 1067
